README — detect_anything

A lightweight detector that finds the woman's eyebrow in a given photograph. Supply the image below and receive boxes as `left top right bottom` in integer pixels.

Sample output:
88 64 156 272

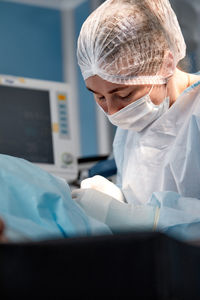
86 86 128 94
107 87 128 94
86 87 97 93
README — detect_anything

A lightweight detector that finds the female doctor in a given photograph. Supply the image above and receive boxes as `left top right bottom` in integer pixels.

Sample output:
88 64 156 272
72 0 200 241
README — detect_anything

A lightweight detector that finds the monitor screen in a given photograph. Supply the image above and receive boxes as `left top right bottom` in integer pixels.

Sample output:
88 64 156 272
0 85 54 164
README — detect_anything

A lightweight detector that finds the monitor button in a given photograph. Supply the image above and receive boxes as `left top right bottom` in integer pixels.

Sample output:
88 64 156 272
62 153 73 165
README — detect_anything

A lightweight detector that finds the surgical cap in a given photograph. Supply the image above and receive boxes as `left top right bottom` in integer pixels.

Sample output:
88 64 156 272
77 0 186 85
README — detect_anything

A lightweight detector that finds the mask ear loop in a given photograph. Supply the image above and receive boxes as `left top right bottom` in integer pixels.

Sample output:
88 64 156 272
148 84 154 96
165 84 168 99
148 69 169 97
149 82 168 104
165 82 170 108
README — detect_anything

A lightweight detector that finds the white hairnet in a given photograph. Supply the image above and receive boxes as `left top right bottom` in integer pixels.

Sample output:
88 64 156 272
77 0 186 85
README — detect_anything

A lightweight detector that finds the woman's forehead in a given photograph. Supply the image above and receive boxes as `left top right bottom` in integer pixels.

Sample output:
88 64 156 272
85 75 143 94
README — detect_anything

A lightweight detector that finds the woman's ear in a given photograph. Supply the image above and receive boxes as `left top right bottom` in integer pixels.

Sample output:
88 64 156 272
159 51 176 78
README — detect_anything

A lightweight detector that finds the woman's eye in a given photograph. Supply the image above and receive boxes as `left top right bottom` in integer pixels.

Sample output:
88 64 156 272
98 96 105 101
118 92 132 100
94 94 105 101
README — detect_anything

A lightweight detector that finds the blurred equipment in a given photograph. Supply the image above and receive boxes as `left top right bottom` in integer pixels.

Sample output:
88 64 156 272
170 0 200 72
1 231 200 299
0 74 79 182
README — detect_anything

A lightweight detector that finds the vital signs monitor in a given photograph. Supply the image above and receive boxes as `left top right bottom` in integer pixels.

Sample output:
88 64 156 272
0 74 79 182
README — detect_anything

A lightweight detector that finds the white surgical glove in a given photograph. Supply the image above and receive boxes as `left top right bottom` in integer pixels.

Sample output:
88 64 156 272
72 189 113 223
72 188 158 232
80 175 125 203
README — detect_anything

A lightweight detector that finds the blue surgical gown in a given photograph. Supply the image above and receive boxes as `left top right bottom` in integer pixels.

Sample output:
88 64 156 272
113 79 200 241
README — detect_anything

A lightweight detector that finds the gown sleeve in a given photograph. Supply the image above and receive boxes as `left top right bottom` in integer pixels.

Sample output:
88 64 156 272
73 184 200 241
149 191 200 241
105 187 200 242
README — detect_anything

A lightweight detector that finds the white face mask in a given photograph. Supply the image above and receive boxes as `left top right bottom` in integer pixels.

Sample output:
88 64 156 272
106 86 170 132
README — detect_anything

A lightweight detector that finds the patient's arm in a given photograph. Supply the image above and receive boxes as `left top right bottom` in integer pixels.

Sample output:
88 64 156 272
0 218 8 243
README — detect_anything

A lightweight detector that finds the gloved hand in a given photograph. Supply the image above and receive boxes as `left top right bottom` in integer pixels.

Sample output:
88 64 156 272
72 188 157 232
80 175 125 203
72 188 113 223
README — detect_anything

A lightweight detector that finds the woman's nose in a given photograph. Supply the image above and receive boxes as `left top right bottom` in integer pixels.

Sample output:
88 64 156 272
107 100 122 115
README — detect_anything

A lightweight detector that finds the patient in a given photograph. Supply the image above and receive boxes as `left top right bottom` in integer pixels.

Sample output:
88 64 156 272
0 154 110 242
0 219 7 242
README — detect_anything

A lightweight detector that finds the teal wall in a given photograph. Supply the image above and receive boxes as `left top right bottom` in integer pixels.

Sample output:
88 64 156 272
74 1 98 157
0 2 63 81
0 1 98 158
